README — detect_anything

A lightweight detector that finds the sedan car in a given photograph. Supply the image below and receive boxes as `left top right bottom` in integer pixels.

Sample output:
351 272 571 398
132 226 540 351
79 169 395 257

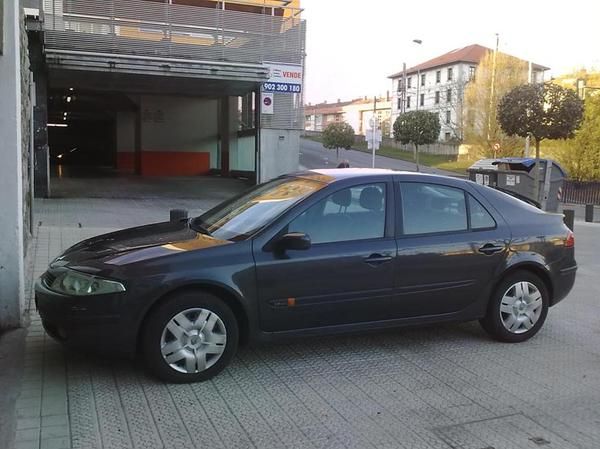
35 169 577 383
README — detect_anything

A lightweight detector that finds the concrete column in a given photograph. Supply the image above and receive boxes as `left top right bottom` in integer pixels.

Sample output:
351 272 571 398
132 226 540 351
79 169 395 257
134 103 142 175
0 0 26 329
29 32 50 198
219 96 230 176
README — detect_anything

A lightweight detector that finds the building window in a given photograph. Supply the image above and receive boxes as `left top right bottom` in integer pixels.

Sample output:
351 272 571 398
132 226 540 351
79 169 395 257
397 79 402 92
406 96 411 109
447 67 453 81
469 66 476 81
436 70 441 83
447 88 452 102
407 77 412 89
446 110 451 124
397 98 402 110
445 132 451 141
435 91 440 104
420 93 424 107
420 74 426 86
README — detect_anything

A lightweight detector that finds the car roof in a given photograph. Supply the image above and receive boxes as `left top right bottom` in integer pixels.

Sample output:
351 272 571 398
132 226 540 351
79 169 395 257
290 168 463 184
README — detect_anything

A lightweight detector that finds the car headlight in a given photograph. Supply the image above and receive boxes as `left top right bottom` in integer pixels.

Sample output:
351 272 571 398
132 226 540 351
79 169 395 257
48 269 126 296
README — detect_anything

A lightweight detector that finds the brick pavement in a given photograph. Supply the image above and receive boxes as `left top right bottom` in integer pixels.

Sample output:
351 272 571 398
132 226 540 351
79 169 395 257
12 198 600 449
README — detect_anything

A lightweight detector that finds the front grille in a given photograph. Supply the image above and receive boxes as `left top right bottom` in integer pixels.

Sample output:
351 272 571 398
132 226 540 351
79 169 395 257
42 272 56 287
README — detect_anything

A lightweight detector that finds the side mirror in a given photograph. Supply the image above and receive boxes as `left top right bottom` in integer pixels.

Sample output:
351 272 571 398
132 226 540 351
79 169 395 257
275 232 311 251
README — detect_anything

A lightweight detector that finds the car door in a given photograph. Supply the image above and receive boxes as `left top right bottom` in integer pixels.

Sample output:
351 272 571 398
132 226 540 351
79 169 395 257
253 178 397 333
390 180 509 319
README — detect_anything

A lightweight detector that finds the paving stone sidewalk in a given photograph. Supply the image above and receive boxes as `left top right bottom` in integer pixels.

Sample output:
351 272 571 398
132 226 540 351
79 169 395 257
12 200 600 449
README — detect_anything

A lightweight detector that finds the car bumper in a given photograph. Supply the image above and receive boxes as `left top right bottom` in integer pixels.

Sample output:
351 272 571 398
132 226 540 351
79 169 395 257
550 264 577 307
34 278 136 357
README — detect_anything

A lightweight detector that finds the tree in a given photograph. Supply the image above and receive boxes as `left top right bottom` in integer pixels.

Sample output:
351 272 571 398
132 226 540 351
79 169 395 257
322 122 355 160
498 83 584 201
393 110 440 171
463 50 529 157
553 93 600 181
498 83 584 160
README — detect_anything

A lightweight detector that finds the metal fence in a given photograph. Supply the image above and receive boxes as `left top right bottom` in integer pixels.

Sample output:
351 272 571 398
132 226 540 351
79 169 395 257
41 0 306 129
562 180 600 205
42 0 305 64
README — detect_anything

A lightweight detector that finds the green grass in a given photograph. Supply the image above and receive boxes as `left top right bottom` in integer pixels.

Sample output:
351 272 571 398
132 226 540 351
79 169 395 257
302 135 471 175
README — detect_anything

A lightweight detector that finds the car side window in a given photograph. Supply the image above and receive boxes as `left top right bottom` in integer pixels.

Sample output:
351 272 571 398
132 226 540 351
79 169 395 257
469 194 496 229
400 182 467 235
288 183 386 244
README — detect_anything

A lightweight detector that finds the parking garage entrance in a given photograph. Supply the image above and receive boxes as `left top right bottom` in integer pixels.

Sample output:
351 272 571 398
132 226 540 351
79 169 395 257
45 68 262 197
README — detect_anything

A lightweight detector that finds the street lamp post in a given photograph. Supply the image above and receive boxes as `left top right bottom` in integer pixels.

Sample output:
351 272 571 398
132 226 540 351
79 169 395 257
413 39 422 111
412 39 423 171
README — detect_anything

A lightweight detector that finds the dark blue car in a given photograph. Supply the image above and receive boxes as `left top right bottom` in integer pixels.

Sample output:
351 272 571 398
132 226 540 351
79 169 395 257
36 169 577 382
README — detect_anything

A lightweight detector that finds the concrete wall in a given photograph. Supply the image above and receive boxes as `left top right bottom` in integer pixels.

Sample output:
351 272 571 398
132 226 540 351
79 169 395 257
115 95 221 175
140 95 219 175
0 0 26 329
20 8 33 253
115 110 135 171
259 129 300 182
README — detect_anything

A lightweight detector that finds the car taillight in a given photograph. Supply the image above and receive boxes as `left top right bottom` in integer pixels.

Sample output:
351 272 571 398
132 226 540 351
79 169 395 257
565 230 575 248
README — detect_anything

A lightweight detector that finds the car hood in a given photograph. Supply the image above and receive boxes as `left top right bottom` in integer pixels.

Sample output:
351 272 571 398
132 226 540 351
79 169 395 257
52 220 231 267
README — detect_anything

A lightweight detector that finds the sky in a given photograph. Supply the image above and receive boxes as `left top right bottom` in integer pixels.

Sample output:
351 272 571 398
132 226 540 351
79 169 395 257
302 0 600 104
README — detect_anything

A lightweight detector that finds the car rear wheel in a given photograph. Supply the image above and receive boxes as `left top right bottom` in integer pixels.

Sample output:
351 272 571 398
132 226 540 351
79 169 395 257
142 290 239 383
480 271 549 343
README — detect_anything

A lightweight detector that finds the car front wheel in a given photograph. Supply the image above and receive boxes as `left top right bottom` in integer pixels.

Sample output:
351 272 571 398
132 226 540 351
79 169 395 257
480 271 549 343
142 291 239 383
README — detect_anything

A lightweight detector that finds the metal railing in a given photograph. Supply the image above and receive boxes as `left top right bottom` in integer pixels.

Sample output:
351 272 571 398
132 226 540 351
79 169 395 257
42 0 305 65
41 0 306 130
562 180 600 205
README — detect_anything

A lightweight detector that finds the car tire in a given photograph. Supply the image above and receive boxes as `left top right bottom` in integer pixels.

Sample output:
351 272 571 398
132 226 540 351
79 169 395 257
142 290 239 383
479 271 549 343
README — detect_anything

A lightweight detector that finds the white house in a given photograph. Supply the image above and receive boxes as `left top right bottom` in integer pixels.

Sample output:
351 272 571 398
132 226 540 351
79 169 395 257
388 44 548 141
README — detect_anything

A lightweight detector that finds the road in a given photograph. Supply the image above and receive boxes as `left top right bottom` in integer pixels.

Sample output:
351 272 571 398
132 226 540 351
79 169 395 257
299 138 460 176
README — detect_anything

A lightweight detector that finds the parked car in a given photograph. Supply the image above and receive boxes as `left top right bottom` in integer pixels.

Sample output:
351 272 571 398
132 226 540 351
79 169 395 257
35 169 577 383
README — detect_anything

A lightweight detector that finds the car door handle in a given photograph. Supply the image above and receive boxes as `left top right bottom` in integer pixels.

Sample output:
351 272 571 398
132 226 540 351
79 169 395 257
364 254 393 266
478 243 505 255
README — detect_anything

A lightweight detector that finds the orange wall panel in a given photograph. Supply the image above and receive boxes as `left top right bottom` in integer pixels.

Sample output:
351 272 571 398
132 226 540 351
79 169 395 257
140 151 210 176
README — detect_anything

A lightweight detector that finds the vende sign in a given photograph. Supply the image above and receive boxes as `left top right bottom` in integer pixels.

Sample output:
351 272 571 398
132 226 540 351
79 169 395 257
263 62 303 94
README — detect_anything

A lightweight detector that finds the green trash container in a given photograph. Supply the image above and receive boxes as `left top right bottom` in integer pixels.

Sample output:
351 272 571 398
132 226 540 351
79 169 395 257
468 158 567 212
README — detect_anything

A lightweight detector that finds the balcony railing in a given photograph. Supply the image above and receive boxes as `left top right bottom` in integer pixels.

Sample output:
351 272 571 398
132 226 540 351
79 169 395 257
41 0 305 66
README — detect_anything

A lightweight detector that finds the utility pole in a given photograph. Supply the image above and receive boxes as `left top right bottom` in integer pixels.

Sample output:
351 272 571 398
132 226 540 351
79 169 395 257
413 39 422 111
372 95 377 168
486 33 499 153
402 62 407 114
416 67 421 111
524 61 532 157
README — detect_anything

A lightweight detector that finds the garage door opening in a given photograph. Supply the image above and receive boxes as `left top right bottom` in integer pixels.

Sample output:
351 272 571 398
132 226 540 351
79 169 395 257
46 84 259 198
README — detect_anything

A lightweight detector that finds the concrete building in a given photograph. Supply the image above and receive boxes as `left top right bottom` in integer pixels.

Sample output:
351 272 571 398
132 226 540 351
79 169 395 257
305 96 392 136
1 0 306 330
0 0 33 330
388 44 548 141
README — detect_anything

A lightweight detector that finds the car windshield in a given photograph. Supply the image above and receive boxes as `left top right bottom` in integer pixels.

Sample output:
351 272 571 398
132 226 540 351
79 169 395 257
191 176 327 241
